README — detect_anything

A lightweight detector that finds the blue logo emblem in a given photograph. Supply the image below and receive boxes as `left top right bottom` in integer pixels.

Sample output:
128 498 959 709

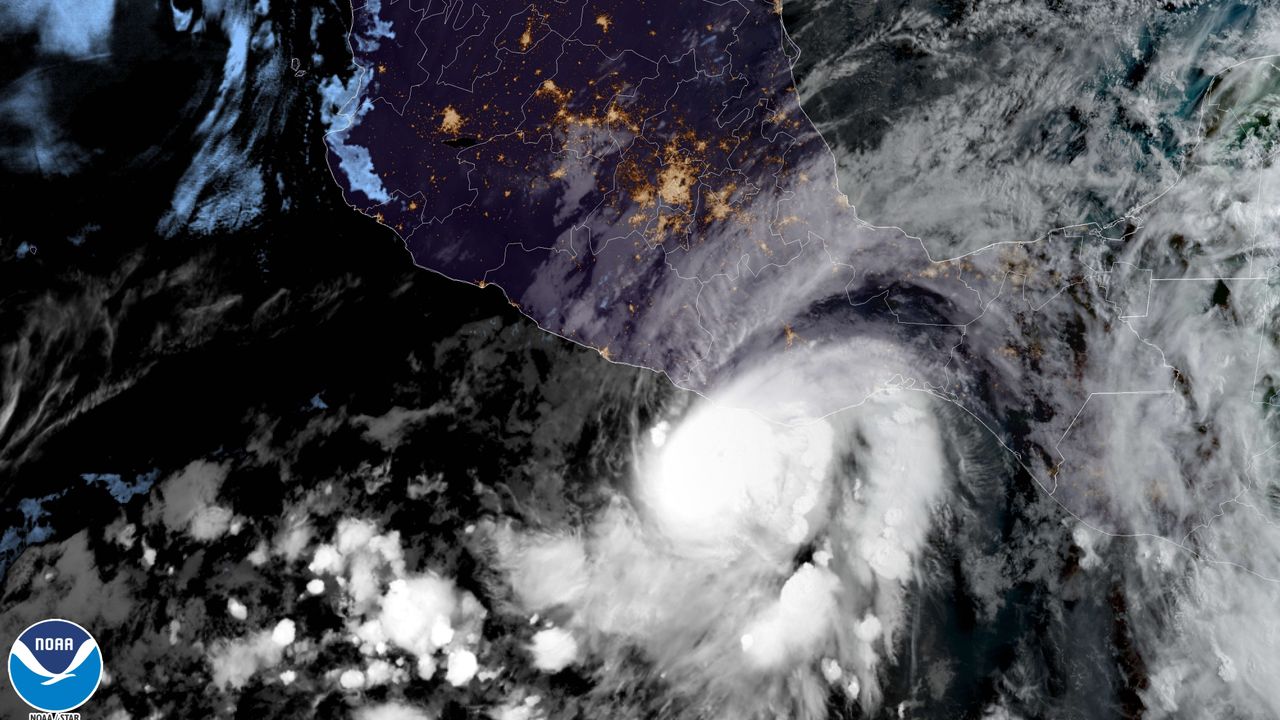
8 619 103 713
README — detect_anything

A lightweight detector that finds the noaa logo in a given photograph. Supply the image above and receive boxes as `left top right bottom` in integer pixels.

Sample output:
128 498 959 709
8 619 102 713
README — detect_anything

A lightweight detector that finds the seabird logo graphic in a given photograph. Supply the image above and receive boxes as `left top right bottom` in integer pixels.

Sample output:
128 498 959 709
8 619 103 713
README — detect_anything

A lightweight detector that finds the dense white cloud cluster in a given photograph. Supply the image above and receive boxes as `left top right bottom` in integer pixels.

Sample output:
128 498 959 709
306 518 487 688
209 628 289 690
352 702 431 720
528 628 578 673
201 515 487 694
491 344 952 718
638 404 833 556
146 461 238 541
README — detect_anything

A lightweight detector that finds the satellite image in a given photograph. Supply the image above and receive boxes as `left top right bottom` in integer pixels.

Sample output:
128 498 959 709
2 0 1279 718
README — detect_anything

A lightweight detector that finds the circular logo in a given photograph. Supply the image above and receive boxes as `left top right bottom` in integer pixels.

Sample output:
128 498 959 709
8 619 103 713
